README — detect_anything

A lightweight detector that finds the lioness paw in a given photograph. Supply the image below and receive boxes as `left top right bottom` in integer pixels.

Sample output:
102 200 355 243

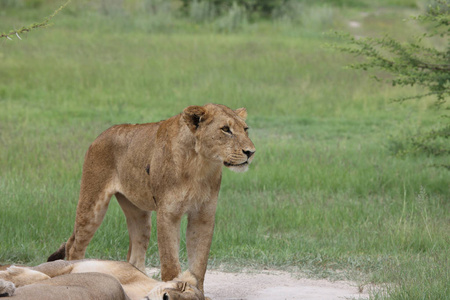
0 279 15 297
176 270 198 287
5 266 50 286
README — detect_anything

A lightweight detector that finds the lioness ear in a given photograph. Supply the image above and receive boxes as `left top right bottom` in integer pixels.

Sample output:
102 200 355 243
183 106 207 133
235 107 247 120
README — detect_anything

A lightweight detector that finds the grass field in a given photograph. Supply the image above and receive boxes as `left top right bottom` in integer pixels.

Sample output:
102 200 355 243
0 1 449 299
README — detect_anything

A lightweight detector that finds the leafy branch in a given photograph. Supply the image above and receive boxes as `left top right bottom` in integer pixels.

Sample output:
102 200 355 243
330 0 449 168
0 0 71 40
331 31 450 104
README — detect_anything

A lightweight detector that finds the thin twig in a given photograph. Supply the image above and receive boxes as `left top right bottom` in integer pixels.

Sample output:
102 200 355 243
0 0 71 40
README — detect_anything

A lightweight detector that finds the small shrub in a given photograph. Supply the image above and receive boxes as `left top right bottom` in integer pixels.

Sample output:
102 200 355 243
181 0 288 18
215 2 248 32
300 5 335 30
98 0 125 16
0 0 23 8
189 0 217 23
271 0 304 24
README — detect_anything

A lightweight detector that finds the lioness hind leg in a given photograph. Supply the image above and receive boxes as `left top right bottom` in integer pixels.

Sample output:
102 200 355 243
66 181 115 261
116 193 152 272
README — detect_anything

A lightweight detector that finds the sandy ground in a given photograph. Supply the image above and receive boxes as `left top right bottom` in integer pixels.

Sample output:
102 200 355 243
147 268 370 300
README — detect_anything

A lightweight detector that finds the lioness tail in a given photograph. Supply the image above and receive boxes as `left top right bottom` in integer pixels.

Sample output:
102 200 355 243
47 242 66 262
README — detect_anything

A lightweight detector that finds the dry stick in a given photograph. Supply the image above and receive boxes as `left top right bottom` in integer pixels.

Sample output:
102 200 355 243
0 0 71 40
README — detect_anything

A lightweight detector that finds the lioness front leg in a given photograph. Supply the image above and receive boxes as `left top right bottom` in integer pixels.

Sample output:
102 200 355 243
186 201 217 292
157 208 183 282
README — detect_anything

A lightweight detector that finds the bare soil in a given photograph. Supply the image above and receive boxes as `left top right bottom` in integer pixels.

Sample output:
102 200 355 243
147 268 370 300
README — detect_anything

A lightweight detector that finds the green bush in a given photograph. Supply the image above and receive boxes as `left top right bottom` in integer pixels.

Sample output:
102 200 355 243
215 2 248 32
333 0 449 168
189 0 217 22
181 0 287 18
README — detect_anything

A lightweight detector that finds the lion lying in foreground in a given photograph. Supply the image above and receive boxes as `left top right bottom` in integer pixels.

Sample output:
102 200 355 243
48 104 256 293
0 259 204 300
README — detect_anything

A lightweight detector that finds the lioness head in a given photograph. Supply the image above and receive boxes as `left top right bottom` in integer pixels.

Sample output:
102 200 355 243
183 104 256 173
144 281 204 300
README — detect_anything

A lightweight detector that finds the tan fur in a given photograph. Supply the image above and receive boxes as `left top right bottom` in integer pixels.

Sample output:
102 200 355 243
49 104 255 292
0 259 204 300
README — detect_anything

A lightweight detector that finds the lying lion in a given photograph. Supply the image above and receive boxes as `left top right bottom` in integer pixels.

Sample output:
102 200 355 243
48 103 256 293
0 259 204 300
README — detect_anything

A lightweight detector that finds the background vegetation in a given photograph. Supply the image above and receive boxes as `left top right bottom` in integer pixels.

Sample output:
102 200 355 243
0 0 448 299
332 1 449 169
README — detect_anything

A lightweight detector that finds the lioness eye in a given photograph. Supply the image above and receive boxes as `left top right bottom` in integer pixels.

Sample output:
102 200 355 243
221 126 232 134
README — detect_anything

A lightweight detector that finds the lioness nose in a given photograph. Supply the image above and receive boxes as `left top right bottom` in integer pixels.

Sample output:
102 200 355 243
243 149 255 158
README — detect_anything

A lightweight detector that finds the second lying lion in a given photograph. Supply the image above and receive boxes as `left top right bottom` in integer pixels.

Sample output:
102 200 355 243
0 259 204 300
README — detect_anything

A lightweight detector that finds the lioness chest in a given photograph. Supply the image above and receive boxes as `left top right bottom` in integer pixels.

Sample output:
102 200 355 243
97 122 222 212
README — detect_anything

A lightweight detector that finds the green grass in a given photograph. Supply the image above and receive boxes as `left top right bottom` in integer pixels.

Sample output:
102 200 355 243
0 2 449 299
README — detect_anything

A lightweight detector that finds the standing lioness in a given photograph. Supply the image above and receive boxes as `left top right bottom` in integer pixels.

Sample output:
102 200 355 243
48 104 255 293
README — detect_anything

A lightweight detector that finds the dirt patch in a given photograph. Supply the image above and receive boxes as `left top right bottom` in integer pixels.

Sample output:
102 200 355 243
147 268 369 300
